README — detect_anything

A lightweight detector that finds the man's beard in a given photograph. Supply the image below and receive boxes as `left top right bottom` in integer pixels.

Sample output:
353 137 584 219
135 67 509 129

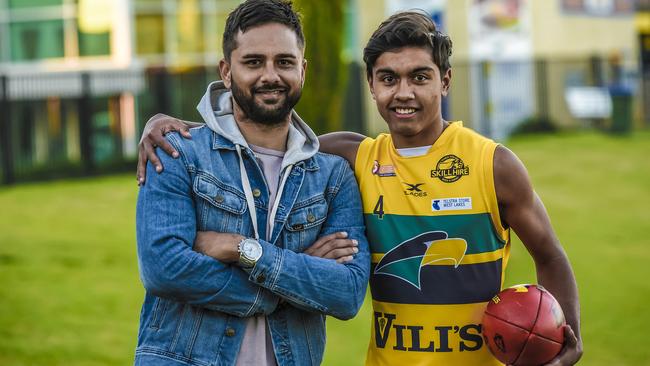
230 79 302 126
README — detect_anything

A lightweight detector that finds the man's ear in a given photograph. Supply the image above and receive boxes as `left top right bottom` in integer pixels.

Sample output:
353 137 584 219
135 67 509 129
441 68 452 97
367 74 376 100
219 59 232 89
301 58 307 87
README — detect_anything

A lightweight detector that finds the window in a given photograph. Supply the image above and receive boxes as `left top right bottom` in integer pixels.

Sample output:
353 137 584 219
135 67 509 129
175 0 204 54
9 20 65 61
5 0 115 61
8 0 62 9
76 0 113 56
136 14 165 55
78 30 110 56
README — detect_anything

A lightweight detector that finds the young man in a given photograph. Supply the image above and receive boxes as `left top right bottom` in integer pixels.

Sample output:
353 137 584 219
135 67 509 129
138 11 582 366
134 1 369 365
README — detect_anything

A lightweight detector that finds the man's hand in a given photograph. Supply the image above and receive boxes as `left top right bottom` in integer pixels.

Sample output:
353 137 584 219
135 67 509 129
303 232 359 263
137 113 193 185
193 231 244 263
543 325 583 366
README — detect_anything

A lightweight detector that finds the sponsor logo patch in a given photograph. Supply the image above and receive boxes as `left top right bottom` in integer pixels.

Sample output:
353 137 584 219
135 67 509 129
431 197 472 211
373 312 484 352
431 155 469 182
372 160 396 177
403 182 427 197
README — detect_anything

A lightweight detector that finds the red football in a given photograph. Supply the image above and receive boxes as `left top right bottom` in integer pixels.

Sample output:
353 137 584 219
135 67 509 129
482 284 566 366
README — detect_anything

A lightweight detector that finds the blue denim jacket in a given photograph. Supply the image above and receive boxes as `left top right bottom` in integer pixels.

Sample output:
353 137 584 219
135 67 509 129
134 117 369 364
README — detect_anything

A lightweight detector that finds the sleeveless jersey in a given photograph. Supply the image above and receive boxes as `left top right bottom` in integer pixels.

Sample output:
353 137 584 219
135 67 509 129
354 121 510 366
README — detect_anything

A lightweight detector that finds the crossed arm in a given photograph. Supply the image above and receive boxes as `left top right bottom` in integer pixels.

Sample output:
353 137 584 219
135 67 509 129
136 115 364 264
136 132 369 319
136 148 274 317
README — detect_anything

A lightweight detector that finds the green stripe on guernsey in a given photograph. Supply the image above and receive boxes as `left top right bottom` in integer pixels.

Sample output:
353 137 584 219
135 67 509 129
365 213 505 255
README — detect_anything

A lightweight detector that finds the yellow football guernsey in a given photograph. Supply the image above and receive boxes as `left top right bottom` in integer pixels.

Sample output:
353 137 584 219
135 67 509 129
354 121 510 366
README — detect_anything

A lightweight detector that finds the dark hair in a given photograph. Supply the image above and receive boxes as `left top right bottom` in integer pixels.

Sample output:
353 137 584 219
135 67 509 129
222 0 305 61
363 11 452 79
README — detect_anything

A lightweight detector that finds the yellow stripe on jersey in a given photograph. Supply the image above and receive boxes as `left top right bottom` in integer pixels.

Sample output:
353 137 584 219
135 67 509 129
371 248 506 265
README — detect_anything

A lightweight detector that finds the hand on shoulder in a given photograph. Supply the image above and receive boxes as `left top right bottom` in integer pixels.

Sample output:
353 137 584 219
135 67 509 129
137 113 195 185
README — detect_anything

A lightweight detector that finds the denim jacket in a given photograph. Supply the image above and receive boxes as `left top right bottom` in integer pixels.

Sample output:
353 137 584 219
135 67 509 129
134 82 370 366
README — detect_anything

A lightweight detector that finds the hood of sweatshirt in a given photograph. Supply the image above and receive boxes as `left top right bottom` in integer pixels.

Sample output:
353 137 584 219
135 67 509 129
196 80 319 169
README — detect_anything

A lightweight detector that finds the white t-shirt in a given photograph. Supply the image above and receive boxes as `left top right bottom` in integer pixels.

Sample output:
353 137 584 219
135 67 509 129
235 144 284 366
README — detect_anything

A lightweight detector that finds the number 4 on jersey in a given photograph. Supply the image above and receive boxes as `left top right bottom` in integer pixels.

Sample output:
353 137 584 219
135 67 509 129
373 195 385 219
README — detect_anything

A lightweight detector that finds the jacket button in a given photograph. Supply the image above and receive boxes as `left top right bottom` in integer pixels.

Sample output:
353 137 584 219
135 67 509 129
225 327 236 337
256 274 265 283
278 344 289 354
307 213 316 223
292 224 304 230
252 188 261 198
215 194 224 203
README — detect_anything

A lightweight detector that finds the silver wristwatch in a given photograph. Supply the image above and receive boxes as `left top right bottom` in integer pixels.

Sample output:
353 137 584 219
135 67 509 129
237 238 263 268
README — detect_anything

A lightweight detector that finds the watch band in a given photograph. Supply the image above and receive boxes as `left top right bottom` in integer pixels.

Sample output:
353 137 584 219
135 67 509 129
238 238 262 268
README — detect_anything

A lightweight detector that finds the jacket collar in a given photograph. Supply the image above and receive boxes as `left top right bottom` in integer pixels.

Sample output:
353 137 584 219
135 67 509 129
210 131 319 171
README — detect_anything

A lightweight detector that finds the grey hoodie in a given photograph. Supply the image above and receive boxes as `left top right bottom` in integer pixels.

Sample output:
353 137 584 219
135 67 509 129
196 80 320 170
196 80 321 244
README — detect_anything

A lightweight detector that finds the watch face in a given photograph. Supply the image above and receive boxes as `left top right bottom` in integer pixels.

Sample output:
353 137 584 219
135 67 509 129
243 240 262 260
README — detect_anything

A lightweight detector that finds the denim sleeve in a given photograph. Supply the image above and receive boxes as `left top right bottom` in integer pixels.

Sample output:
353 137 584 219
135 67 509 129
249 161 370 320
136 137 278 317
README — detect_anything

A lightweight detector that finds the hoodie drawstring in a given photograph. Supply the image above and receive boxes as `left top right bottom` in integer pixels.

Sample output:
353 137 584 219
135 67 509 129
268 163 292 240
236 144 293 242
236 145 259 240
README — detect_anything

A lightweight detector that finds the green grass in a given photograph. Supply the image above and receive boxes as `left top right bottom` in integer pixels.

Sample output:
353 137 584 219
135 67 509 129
1 131 649 365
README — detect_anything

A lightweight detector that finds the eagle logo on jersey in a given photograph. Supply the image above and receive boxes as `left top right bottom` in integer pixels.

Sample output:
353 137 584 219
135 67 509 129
374 231 467 289
431 154 470 183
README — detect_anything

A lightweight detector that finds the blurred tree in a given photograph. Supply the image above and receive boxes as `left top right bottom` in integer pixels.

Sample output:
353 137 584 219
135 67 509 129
293 0 348 134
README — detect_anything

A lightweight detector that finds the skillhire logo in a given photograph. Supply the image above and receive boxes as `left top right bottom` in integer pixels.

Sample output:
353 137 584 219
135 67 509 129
431 154 469 183
373 312 484 352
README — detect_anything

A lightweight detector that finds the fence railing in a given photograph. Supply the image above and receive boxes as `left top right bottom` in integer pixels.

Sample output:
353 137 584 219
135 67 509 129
0 56 646 185
0 69 144 184
447 56 643 140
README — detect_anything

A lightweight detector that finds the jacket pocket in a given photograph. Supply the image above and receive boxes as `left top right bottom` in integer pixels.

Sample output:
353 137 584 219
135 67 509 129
193 172 246 232
148 297 169 330
283 195 328 251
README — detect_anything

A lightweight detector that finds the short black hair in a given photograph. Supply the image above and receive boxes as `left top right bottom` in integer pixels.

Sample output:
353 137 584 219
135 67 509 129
222 0 305 61
363 11 452 79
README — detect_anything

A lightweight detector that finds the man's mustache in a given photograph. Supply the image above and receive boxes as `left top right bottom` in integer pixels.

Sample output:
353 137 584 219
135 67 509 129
253 84 288 93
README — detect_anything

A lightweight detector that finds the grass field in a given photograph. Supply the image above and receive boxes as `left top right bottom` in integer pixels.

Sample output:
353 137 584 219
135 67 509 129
1 131 649 365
